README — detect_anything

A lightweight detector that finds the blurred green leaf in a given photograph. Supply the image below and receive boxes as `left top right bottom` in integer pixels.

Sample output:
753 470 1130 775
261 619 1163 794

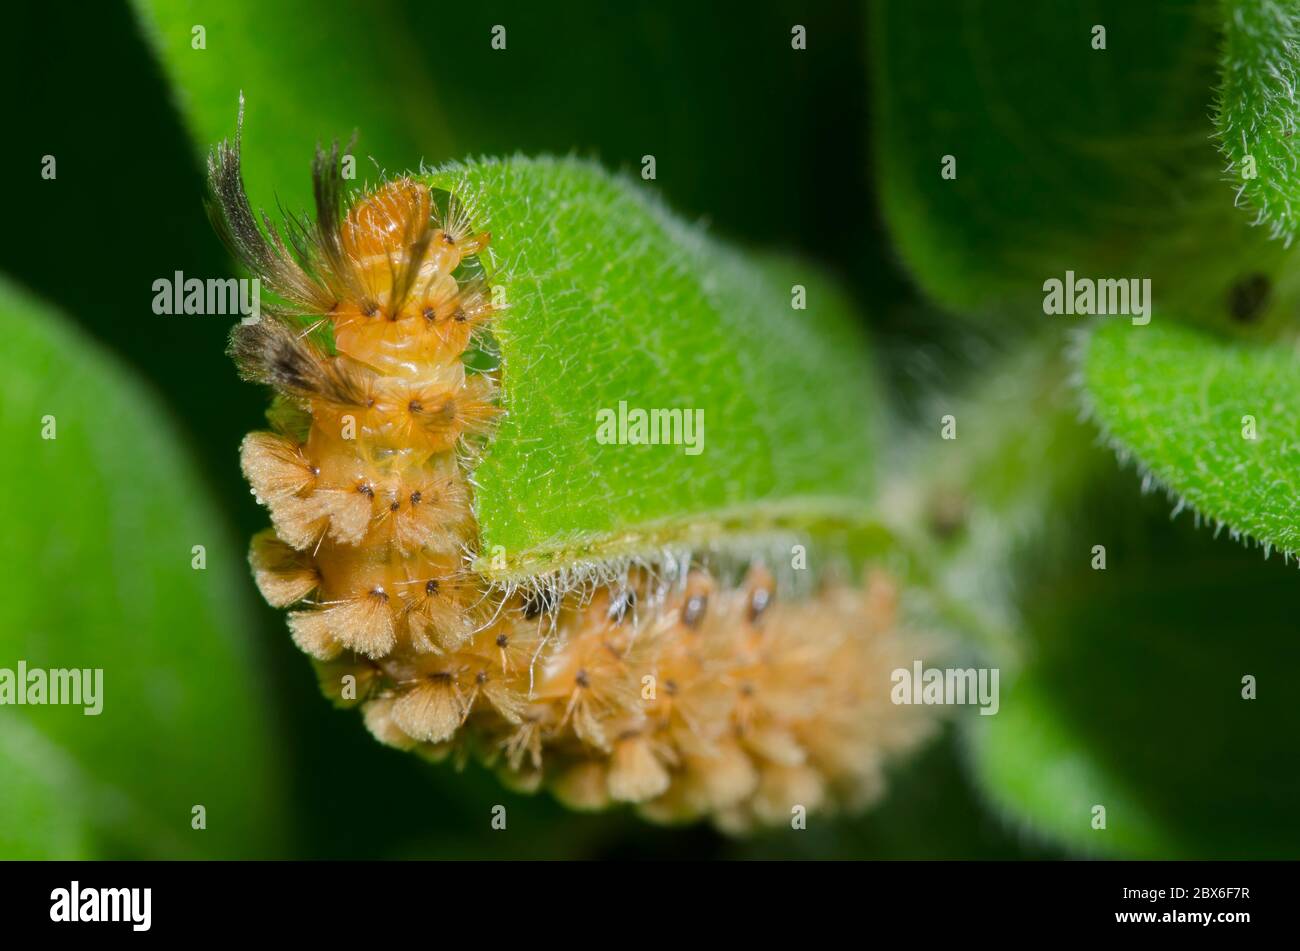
967 475 1300 858
131 0 455 212
1215 0 1300 242
869 0 1300 332
427 157 882 577
1083 319 1300 558
0 277 285 858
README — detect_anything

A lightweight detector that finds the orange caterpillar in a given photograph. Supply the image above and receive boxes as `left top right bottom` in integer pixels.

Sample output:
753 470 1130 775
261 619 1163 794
207 121 934 829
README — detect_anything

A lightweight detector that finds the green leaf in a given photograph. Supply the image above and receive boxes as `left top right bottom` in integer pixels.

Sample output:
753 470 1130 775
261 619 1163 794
967 475 1300 858
0 277 285 858
869 0 1300 331
428 157 882 578
131 0 455 212
1215 0 1300 243
1082 319 1300 558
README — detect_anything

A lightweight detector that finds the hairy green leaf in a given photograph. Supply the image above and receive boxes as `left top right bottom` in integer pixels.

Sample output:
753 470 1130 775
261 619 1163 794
1082 319 1300 558
428 158 882 578
1215 0 1300 242
870 0 1300 332
0 277 285 858
131 0 455 212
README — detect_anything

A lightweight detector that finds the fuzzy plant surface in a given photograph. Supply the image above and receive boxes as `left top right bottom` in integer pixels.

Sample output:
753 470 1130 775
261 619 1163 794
1216 0 1300 244
1082 320 1300 559
1077 0 1300 562
429 158 883 578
